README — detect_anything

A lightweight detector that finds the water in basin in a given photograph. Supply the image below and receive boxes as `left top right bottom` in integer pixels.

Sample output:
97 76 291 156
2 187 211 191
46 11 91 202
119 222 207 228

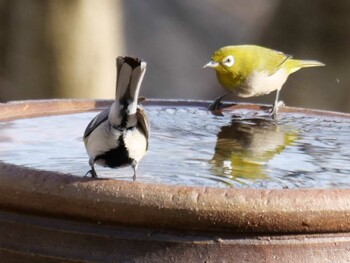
0 105 349 188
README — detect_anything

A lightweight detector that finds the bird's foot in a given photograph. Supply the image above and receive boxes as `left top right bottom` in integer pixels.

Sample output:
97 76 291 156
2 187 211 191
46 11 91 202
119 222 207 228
208 100 223 111
267 101 285 119
84 168 98 178
208 94 229 111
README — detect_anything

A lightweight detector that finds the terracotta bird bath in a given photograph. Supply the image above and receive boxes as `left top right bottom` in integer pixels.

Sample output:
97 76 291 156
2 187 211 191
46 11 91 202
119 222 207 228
1 99 350 262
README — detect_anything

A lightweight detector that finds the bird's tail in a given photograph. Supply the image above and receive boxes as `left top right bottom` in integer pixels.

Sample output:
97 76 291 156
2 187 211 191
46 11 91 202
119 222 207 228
115 56 147 115
288 59 325 74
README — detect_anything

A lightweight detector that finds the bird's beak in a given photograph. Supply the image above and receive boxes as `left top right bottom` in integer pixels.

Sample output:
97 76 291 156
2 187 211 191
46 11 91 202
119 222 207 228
203 60 219 68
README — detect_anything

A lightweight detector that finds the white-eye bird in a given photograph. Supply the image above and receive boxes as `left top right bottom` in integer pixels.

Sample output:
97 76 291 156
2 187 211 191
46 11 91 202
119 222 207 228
83 56 149 181
204 45 325 117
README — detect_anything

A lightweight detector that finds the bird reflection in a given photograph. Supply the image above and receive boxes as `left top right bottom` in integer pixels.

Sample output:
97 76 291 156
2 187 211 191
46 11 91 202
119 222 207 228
211 117 298 184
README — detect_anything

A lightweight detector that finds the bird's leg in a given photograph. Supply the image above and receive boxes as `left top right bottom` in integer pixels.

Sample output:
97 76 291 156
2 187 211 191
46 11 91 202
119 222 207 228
268 89 281 118
132 160 138 181
208 93 229 111
85 159 98 178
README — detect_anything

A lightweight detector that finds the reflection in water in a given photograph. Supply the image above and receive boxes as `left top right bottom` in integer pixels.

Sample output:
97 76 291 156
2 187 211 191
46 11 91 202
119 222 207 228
0 108 349 188
0 122 14 143
211 117 298 183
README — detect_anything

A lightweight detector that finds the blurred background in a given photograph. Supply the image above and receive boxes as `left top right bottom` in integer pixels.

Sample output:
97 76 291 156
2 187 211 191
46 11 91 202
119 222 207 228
1 0 349 112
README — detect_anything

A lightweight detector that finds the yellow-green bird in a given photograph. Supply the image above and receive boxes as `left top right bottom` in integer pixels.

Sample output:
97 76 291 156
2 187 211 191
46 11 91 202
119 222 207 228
203 45 325 117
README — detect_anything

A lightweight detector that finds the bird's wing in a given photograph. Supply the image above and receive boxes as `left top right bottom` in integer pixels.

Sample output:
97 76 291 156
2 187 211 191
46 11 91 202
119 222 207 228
83 108 110 138
136 106 150 150
268 51 293 76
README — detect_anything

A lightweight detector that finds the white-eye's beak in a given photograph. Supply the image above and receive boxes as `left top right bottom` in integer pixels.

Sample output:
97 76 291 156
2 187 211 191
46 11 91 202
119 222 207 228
203 60 219 68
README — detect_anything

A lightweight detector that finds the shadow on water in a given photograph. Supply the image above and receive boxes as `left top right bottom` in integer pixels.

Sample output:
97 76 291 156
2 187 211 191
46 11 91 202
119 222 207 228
210 116 298 185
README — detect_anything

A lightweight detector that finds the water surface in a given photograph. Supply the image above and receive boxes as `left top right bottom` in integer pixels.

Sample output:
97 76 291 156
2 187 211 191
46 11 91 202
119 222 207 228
0 106 349 188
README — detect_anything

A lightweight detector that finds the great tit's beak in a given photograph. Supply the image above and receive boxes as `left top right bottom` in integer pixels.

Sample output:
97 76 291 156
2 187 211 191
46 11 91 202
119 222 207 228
203 60 219 68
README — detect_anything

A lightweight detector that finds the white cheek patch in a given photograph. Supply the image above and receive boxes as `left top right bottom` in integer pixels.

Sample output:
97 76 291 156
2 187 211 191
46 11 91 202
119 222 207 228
127 101 137 115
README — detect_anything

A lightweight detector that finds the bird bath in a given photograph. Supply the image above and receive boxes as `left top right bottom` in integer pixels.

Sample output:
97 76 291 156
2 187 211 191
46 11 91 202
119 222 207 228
1 99 350 262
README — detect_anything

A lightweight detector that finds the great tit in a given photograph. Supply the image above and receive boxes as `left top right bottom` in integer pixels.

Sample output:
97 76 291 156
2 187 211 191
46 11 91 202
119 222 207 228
83 56 149 180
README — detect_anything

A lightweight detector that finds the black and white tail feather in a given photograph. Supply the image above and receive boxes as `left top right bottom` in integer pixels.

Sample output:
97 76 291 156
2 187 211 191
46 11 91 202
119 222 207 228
83 57 149 181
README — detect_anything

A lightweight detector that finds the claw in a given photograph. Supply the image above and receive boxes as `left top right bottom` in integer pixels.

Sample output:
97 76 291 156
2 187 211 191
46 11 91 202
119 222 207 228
208 94 229 111
208 99 223 111
84 167 98 178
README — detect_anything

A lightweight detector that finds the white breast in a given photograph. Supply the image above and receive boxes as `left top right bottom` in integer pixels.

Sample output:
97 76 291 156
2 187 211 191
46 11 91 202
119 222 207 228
239 69 289 98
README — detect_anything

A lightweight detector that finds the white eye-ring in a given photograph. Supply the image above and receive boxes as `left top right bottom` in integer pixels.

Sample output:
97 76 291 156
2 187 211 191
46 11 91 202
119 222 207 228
222 55 235 67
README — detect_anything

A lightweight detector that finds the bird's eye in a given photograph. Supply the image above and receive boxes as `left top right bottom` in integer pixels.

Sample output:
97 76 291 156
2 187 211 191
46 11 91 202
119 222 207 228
222 55 235 67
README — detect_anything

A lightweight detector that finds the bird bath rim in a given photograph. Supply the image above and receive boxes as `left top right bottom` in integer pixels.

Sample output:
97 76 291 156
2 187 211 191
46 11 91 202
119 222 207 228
1 99 350 234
